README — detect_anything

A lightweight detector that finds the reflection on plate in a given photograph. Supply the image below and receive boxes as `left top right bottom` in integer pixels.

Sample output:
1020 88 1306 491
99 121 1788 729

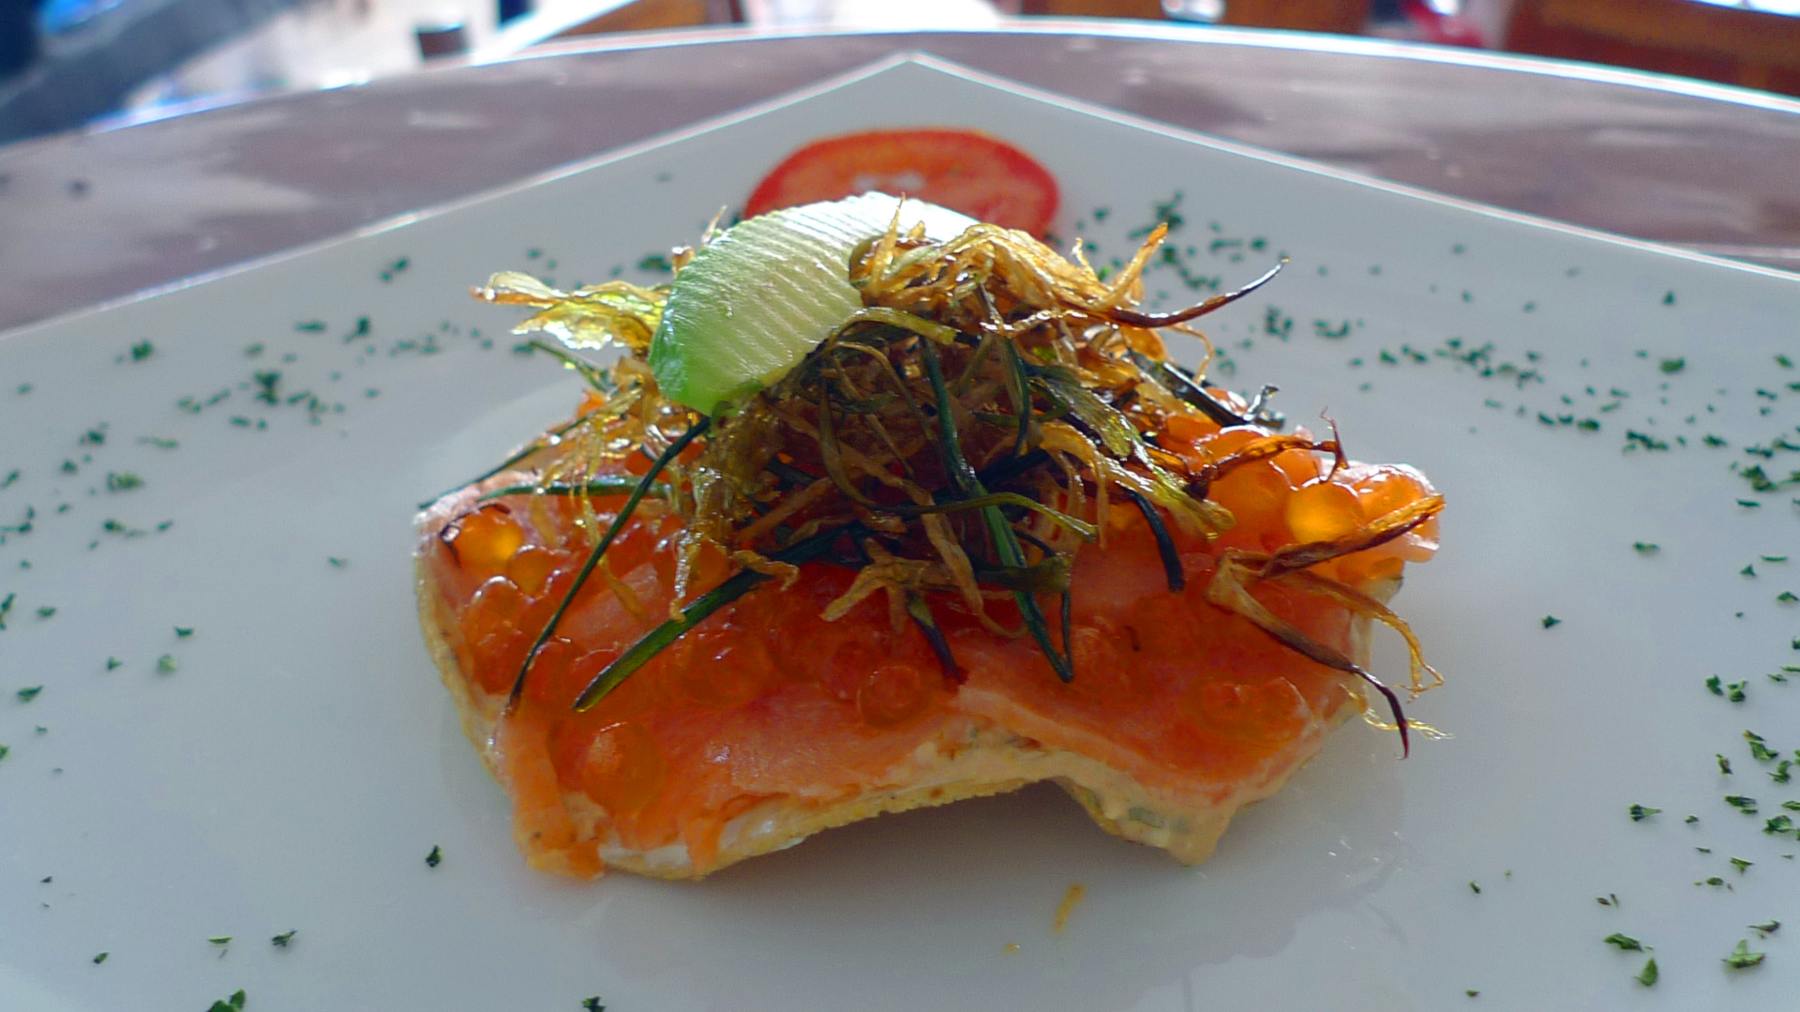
1 55 1796 1011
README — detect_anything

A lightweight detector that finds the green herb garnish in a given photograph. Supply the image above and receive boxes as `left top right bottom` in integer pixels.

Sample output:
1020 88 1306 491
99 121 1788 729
1723 939 1764 969
1635 958 1658 986
1746 731 1778 761
425 845 442 868
271 930 296 948
1604 932 1643 951
155 654 177 675
1541 615 1561 629
1628 804 1661 821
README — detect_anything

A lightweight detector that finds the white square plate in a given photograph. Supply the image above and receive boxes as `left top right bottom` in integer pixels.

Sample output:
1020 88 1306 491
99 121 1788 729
3 56 1797 1011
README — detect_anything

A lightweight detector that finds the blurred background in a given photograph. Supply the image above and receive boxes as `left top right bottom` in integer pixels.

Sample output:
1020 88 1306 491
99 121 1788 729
1 0 1798 145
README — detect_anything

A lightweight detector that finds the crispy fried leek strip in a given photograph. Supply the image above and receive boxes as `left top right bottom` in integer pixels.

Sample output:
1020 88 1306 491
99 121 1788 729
1205 557 1416 757
473 273 664 352
1204 494 1447 756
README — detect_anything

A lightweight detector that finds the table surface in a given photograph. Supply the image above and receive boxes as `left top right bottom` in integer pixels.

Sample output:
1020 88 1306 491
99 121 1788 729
3 19 1799 334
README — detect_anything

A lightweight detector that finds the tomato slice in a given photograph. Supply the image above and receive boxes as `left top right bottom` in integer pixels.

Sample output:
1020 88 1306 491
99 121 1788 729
743 129 1059 237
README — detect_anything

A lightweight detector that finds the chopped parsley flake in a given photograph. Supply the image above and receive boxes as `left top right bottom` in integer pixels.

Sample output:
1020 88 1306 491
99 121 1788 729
1635 958 1658 986
1746 731 1778 761
205 990 247 1012
1750 920 1780 934
1628 804 1661 821
155 654 177 675
582 999 606 1012
35 606 53 619
1632 542 1660 555
208 935 231 946
1725 795 1758 814
175 627 194 639
1779 591 1798 604
1766 815 1795 834
294 320 326 333
271 929 296 948
1469 881 1481 894
0 744 7 763
1730 857 1753 873
17 685 41 702
1718 754 1734 775
425 845 442 868
92 951 107 964
128 340 153 361
105 656 121 671
1728 680 1749 702
105 472 142 493
636 254 673 273
1723 939 1764 969
1541 615 1561 629
1659 357 1685 374
1603 932 1643 951
327 557 347 568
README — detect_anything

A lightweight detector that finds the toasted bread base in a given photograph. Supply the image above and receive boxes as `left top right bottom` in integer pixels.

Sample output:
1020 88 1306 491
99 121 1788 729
417 545 1368 879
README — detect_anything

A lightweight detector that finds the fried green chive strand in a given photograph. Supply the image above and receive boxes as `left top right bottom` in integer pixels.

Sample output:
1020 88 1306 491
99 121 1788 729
512 418 709 709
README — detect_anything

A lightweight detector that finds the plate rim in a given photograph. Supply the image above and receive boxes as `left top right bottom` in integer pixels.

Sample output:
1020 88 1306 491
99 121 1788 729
469 21 1800 120
7 51 1794 346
